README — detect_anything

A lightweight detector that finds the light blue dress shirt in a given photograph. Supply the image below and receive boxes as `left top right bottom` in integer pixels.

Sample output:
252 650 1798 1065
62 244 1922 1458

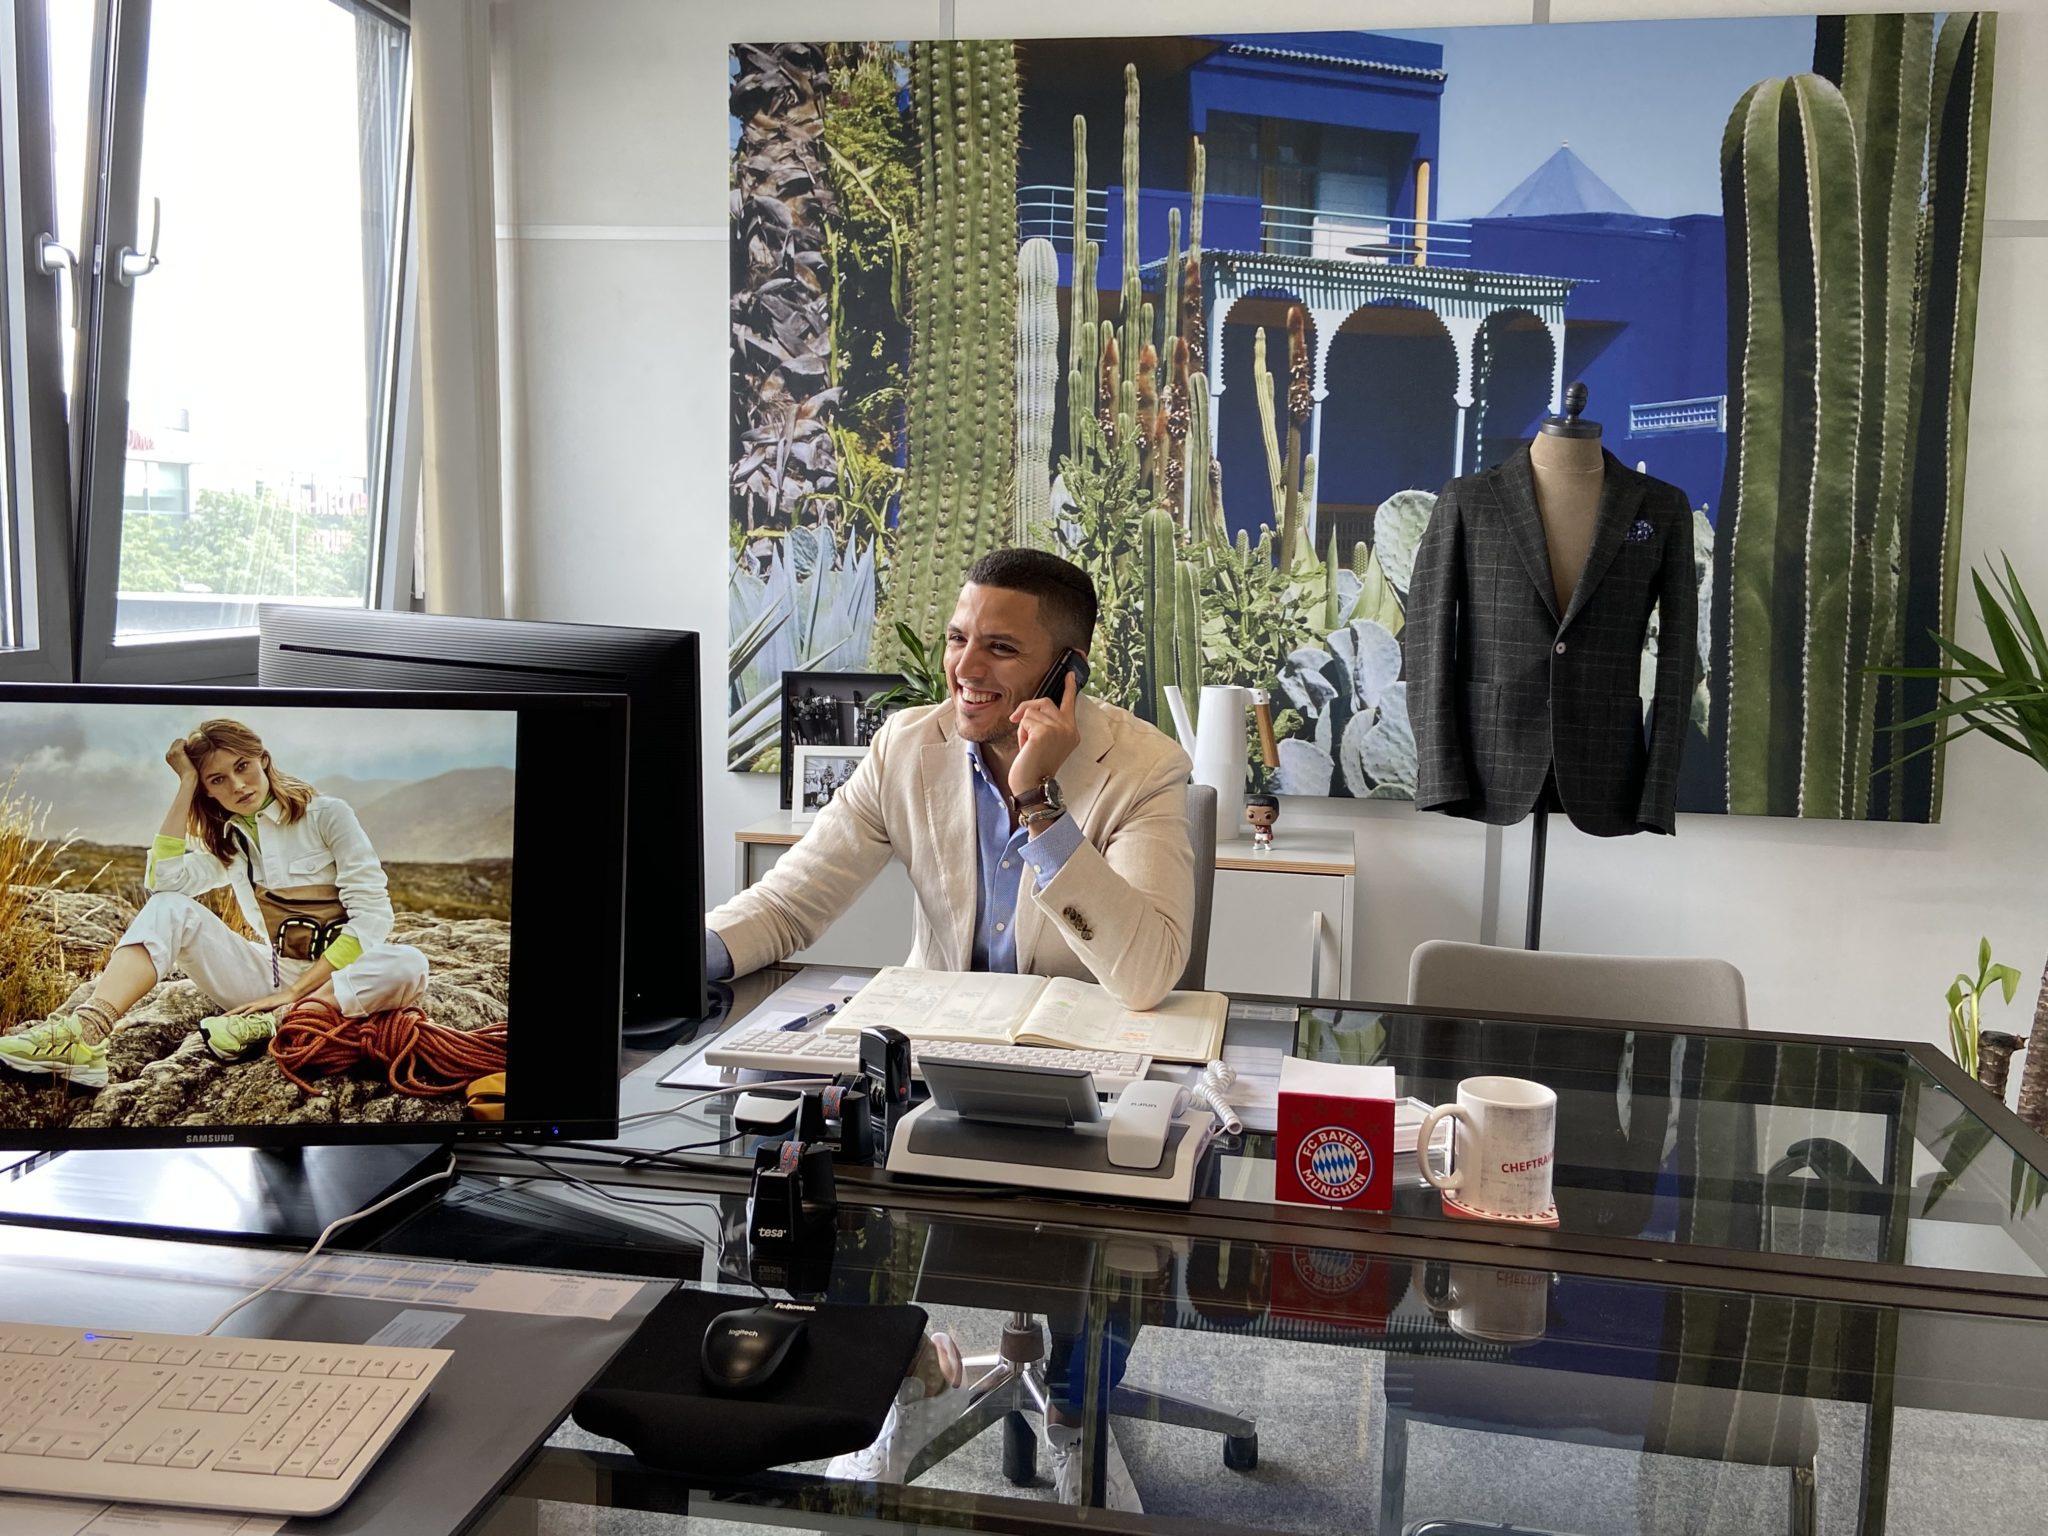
703 742 1082 983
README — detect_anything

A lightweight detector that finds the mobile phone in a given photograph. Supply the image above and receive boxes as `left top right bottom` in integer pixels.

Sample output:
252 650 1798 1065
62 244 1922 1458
1033 648 1090 702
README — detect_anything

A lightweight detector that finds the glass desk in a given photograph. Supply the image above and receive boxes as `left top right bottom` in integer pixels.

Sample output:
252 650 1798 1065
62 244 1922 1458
363 1179 2048 1536
599 968 2048 1303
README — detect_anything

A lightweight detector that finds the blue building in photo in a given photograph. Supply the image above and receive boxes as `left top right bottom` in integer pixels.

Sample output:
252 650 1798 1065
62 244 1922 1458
1014 31 1729 555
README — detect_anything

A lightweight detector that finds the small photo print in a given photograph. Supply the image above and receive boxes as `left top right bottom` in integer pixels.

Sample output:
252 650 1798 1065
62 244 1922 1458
792 746 869 823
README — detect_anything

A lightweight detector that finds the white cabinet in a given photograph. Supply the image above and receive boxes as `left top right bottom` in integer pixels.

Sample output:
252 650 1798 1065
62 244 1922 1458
733 818 1356 997
1207 832 1355 999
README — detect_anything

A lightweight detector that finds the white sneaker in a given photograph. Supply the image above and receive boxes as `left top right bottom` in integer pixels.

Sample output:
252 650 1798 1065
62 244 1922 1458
825 1333 962 1484
1047 1420 1142 1512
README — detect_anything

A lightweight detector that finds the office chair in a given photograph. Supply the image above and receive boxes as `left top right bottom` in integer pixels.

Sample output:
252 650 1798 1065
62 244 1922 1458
906 1227 1255 1493
1407 939 1750 1032
1179 784 1217 991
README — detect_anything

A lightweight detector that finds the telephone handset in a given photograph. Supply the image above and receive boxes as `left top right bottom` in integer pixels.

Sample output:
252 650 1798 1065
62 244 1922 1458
1033 648 1091 702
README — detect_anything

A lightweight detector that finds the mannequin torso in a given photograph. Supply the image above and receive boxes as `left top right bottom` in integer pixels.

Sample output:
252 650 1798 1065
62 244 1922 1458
1528 429 1604 615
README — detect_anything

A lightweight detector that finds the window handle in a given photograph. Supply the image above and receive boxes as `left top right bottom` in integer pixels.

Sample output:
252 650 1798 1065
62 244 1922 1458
117 197 162 285
36 234 78 327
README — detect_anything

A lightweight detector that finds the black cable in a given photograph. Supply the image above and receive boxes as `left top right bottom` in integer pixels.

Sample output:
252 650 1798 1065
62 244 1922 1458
496 1143 730 1238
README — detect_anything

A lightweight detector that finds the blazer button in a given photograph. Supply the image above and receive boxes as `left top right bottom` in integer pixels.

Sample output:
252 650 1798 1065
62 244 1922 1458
1554 641 1567 654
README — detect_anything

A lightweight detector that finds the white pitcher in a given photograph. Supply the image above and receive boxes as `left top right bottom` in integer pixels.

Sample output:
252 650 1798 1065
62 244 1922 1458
1192 684 1250 840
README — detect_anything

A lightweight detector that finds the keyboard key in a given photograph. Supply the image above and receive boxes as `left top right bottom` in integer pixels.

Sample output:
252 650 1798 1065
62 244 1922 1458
260 1352 299 1373
48 1432 108 1459
168 1441 212 1469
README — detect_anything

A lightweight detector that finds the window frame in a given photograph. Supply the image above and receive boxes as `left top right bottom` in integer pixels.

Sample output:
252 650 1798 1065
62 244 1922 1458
0 0 78 682
7 0 419 686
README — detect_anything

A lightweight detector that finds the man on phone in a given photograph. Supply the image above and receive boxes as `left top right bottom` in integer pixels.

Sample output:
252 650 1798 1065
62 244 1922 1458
705 547 1195 1011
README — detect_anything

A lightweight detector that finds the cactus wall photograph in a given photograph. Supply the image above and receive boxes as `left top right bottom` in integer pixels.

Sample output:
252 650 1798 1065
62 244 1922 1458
728 18 1995 821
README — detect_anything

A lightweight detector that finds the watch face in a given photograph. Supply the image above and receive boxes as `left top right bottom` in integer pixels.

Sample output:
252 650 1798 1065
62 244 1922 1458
1041 776 1064 811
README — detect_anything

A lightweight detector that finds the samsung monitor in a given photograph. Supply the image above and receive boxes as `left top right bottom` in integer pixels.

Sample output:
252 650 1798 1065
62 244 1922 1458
255 606 705 1036
0 683 628 1237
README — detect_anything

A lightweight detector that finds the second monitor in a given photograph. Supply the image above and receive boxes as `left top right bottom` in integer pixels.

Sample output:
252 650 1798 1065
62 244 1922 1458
257 606 705 1034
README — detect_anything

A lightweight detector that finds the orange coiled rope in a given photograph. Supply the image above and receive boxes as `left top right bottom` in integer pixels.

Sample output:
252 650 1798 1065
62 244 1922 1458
268 998 508 1098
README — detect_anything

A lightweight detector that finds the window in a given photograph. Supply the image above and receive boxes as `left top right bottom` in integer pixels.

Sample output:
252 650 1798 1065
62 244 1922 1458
1205 110 1408 258
3 0 415 682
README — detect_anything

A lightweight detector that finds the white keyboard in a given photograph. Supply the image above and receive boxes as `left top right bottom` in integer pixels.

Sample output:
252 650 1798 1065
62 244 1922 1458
702 1027 1152 1095
0 1321 449 1517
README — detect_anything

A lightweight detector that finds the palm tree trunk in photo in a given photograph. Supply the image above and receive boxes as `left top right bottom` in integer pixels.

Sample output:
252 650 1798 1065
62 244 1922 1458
730 43 839 540
2016 959 2048 1134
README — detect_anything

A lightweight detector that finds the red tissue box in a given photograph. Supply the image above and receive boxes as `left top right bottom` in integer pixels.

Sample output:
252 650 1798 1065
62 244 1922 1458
1275 1058 1395 1211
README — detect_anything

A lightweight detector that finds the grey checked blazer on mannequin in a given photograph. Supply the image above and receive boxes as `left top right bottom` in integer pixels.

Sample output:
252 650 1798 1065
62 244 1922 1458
1406 445 1697 837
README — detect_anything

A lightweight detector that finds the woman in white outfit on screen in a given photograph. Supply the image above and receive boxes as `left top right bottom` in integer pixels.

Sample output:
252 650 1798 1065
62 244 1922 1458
0 718 429 1089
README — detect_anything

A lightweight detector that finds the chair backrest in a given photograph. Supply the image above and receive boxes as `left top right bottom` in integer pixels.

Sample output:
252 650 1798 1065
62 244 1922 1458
1406 938 1749 1032
1179 785 1217 991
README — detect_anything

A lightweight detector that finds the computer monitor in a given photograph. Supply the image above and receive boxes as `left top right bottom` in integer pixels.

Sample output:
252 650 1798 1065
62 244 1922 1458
0 683 628 1237
255 606 705 1035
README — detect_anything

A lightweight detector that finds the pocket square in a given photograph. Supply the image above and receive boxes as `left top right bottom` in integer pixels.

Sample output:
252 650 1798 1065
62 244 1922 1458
1625 517 1656 544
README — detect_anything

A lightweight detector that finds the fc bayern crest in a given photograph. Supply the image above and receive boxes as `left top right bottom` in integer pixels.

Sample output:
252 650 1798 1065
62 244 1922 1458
1296 1125 1373 1203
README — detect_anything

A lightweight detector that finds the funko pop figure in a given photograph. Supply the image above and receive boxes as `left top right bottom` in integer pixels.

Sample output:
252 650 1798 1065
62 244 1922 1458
1246 793 1279 850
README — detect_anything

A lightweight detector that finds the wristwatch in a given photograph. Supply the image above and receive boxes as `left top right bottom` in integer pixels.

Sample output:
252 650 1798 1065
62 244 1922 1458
1016 776 1065 828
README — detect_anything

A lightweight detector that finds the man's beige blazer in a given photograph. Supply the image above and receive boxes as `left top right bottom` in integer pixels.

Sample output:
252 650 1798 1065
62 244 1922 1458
707 697 1195 1010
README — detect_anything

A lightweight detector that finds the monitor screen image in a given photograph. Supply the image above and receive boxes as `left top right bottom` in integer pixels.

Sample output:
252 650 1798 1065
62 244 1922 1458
0 685 627 1148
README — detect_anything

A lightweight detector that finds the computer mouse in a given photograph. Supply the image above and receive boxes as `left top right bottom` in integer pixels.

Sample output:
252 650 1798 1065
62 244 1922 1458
700 1301 811 1392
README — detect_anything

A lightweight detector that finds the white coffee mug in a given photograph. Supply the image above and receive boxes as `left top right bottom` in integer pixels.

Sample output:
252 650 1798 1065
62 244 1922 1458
1416 1075 1558 1219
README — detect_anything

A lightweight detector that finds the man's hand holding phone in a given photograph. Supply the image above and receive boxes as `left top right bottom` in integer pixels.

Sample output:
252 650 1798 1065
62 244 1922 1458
1008 653 1084 801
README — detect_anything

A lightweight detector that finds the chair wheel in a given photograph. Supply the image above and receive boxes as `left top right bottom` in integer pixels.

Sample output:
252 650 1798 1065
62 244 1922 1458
1224 1433 1258 1471
1002 1410 1037 1484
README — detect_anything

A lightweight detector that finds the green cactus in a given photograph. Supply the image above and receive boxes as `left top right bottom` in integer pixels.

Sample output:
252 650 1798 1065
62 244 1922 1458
1721 74 1865 818
1066 116 1089 465
1185 372 1223 544
1918 11 1997 821
888 41 1021 657
1174 557 1203 720
1793 76 1865 820
1716 13 1996 823
1014 237 1059 545
1141 507 1178 730
1825 14 1935 819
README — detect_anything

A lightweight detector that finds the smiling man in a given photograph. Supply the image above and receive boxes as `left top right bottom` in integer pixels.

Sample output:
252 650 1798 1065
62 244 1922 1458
704 548 1196 1011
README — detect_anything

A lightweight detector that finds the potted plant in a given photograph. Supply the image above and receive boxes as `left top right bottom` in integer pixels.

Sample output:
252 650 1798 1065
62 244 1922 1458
1885 558 2048 1130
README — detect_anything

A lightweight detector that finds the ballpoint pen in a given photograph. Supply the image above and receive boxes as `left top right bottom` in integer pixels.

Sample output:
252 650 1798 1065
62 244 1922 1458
778 997 854 1032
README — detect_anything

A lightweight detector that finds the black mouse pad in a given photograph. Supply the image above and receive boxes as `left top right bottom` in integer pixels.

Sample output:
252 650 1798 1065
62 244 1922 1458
572 1287 929 1475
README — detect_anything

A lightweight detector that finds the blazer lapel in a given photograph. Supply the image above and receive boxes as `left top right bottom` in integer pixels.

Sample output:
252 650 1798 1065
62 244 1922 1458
1490 447 1562 626
919 714 977 970
1560 451 1648 630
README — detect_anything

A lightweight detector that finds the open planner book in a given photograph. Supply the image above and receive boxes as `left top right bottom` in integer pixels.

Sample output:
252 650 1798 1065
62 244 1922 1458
823 967 1228 1064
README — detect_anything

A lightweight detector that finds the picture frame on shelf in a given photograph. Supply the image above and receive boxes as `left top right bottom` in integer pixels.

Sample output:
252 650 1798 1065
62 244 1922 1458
791 745 870 824
779 670 906 809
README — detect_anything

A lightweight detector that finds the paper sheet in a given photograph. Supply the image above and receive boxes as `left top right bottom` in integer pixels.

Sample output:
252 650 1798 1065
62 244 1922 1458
364 1308 464 1349
0 1496 281 1535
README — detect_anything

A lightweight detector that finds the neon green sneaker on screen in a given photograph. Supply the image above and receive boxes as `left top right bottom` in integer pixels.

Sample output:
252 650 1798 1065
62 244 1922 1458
0 1017 109 1090
201 1012 279 1062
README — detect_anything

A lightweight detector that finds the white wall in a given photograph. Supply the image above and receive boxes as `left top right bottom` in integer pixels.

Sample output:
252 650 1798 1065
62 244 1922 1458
481 0 2048 1069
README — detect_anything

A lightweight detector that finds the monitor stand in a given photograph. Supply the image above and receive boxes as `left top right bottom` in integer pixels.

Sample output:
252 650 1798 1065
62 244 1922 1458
0 1143 448 1246
619 983 731 1048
